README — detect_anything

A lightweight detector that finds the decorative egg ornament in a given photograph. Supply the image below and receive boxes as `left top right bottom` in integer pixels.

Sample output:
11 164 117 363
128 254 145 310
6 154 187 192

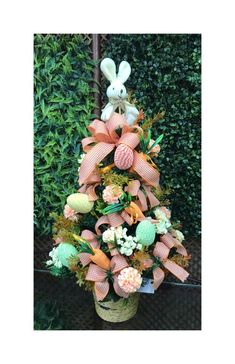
114 144 134 170
57 243 79 267
136 220 156 246
67 193 94 213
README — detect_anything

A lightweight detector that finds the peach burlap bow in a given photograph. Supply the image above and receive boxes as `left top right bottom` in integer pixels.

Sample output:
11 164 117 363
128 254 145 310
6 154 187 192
151 232 189 290
78 113 160 188
85 254 129 301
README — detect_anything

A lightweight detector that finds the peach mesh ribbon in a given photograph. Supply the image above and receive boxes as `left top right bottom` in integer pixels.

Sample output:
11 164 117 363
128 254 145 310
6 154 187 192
95 212 136 235
79 113 140 186
132 151 160 187
78 230 100 266
125 180 160 211
94 180 160 234
152 234 189 290
85 255 129 301
160 232 188 256
79 113 160 188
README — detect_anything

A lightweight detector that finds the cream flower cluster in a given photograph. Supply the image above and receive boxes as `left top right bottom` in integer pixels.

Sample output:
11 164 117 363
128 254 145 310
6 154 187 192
102 226 141 256
118 267 142 293
154 207 171 235
171 229 185 243
46 247 62 268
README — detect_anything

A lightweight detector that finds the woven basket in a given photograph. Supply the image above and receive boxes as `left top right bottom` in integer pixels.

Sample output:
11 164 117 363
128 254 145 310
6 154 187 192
94 293 139 322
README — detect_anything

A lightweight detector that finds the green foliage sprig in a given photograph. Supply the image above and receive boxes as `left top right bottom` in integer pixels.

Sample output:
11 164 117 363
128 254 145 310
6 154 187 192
101 192 132 215
139 129 164 154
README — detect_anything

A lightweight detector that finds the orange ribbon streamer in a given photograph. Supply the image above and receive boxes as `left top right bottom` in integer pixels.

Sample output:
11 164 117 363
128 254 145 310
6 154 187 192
125 201 145 224
152 235 189 290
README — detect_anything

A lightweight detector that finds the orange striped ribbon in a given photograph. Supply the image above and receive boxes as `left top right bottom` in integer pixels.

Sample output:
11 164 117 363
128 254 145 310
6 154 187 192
132 151 160 187
85 255 129 301
160 232 188 256
78 113 160 187
152 239 189 288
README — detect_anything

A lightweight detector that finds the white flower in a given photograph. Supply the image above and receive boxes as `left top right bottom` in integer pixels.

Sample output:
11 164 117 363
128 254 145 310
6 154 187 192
102 228 116 243
103 226 139 256
120 247 126 254
122 228 128 239
125 248 133 256
154 208 167 221
174 229 185 242
54 260 63 269
155 220 168 235
46 260 53 266
47 247 63 269
136 243 143 250
131 242 137 249
154 207 171 234
115 226 124 240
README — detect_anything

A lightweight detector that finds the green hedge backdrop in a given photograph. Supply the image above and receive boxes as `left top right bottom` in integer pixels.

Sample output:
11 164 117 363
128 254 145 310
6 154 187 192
103 34 201 238
34 34 96 236
34 34 201 239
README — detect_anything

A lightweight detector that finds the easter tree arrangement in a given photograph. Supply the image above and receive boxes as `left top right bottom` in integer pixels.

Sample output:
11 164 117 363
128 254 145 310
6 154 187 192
46 58 190 322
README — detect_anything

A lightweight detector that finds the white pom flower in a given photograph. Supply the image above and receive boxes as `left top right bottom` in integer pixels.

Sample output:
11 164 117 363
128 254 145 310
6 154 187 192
125 248 133 256
173 229 185 242
47 247 63 268
155 220 168 235
102 226 140 257
46 260 53 266
102 228 116 243
115 226 124 240
154 207 171 234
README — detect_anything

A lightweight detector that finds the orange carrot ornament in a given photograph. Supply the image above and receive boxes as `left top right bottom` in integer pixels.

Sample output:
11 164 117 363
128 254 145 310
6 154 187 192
90 248 111 270
73 234 111 270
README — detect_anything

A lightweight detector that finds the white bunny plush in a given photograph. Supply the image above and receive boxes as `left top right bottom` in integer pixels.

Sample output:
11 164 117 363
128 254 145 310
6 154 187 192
100 58 139 125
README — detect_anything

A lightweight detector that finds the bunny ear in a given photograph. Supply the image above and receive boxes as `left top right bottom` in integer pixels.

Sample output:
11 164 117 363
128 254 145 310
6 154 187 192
100 58 117 82
117 61 131 83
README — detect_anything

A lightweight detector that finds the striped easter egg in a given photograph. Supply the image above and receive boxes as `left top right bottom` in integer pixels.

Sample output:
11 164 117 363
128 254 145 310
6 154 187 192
114 144 134 170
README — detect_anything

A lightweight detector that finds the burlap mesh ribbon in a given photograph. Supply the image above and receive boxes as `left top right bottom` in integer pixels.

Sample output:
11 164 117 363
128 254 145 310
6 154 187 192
85 254 129 301
78 230 100 266
78 113 160 188
152 232 189 289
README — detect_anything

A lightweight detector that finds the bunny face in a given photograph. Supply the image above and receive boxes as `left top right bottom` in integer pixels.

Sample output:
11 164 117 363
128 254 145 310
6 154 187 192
101 58 131 100
106 79 127 100
100 58 138 124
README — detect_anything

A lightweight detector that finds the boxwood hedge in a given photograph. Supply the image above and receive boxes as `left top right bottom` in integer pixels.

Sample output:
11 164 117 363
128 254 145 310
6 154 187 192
103 34 201 238
34 34 96 236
